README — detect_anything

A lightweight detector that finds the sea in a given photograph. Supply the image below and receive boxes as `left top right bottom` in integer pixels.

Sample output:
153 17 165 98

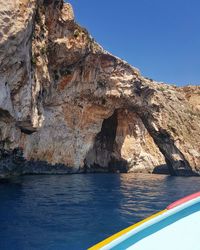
0 173 200 250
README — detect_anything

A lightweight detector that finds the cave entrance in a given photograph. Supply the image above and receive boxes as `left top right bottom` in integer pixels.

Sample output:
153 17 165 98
85 110 128 172
96 110 118 156
86 110 118 170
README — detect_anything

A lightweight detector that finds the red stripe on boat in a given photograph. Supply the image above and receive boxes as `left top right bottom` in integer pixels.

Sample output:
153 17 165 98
167 191 200 210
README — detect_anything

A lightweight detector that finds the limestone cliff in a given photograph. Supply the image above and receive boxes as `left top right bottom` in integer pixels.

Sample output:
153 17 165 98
0 0 200 178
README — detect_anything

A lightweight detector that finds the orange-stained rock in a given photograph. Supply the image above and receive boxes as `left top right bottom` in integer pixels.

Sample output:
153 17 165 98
0 0 199 176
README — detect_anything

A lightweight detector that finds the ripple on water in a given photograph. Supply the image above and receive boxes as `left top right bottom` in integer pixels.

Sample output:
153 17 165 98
0 173 200 250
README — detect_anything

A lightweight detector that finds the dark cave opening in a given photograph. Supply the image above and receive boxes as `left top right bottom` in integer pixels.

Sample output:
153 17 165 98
84 110 128 172
95 110 118 153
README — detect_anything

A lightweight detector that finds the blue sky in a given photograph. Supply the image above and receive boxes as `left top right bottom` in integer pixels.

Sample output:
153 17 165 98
66 0 200 86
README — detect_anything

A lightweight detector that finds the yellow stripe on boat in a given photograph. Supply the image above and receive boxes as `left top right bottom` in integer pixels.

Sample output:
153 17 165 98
88 209 167 250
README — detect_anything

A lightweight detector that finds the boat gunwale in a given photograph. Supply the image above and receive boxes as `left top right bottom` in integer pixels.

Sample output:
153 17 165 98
167 191 200 210
88 192 200 250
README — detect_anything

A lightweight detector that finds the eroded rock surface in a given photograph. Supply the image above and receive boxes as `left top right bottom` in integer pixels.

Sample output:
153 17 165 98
0 0 200 177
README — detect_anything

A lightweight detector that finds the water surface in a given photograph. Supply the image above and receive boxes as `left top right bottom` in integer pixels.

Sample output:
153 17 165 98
0 174 200 250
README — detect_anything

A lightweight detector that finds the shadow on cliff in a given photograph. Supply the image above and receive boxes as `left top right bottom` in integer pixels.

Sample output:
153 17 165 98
153 162 199 176
84 109 155 174
84 110 128 173
152 164 170 175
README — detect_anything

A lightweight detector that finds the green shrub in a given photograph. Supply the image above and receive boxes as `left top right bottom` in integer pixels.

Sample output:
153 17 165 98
41 46 47 55
74 29 80 38
31 56 36 65
158 87 165 92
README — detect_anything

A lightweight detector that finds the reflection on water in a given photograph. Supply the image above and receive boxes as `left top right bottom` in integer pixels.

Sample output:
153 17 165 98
0 173 200 250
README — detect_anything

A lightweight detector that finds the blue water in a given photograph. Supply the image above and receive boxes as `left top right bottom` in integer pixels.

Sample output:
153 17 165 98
0 174 200 250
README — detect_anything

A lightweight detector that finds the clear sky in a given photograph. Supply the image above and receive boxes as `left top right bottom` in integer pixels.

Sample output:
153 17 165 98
66 0 200 86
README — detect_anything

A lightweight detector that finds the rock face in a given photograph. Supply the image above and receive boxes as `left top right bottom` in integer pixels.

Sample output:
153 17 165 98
0 0 200 177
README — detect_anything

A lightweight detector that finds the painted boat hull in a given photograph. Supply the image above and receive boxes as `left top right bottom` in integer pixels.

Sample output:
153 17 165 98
89 192 200 250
